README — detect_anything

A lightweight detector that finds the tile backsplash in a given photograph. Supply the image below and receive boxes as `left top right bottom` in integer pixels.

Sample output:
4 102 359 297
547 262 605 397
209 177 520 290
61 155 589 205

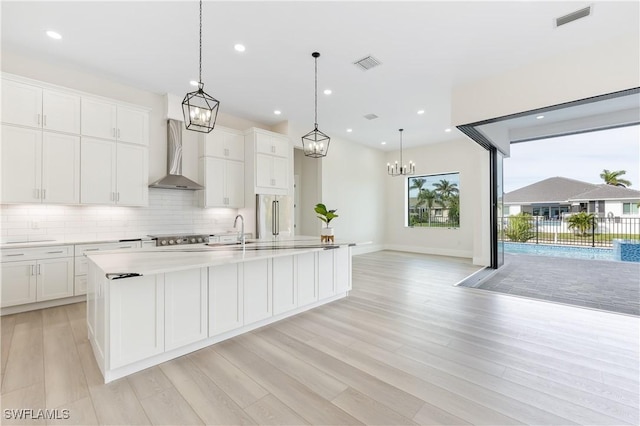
0 188 240 243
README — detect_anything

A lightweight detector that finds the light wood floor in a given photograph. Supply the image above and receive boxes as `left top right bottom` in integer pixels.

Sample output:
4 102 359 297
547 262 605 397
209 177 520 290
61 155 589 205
1 250 638 425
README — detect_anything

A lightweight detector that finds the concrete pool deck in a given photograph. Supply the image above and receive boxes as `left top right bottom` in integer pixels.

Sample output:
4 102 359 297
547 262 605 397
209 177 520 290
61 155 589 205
473 253 640 316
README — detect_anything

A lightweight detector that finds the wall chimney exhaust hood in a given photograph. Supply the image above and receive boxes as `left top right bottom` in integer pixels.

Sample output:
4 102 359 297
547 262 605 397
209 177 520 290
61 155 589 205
149 119 204 190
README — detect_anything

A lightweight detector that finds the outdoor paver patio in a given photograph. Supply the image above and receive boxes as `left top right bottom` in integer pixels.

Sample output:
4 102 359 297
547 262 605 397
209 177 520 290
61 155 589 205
475 253 640 316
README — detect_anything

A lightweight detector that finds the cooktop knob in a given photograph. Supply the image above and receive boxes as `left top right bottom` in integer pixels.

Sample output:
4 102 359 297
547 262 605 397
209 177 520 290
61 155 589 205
169 240 175 245
175 239 182 244
161 240 167 245
191 238 196 243
197 237 203 243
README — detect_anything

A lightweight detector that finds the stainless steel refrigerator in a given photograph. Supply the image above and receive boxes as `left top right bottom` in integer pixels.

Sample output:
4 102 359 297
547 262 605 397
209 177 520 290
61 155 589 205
256 194 294 239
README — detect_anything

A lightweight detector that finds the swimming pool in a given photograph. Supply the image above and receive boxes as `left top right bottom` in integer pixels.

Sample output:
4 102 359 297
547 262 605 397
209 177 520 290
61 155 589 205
504 242 615 261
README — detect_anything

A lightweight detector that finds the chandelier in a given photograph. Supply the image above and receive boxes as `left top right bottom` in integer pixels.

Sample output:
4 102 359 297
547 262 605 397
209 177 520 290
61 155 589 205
301 52 330 158
182 0 219 133
387 129 415 176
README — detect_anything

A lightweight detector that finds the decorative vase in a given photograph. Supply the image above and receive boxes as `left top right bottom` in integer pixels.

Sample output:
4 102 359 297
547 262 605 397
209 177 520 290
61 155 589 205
320 227 334 243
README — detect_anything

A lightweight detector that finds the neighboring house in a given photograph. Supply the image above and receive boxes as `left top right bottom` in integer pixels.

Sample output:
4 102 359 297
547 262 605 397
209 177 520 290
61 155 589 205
503 177 640 218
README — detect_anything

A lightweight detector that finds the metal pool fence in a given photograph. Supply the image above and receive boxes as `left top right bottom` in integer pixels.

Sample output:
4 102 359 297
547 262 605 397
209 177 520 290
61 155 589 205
500 216 640 247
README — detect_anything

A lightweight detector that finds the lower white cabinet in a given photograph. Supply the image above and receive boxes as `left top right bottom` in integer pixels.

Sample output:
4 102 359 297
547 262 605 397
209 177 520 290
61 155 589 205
273 256 296 315
296 252 317 307
243 259 272 325
318 250 335 299
335 247 352 293
1 248 74 308
165 268 208 350
110 274 165 369
0 261 37 307
209 263 243 336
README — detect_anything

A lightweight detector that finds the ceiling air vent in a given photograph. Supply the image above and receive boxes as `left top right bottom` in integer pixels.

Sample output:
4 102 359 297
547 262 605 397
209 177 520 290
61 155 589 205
555 6 592 27
354 55 382 71
363 113 379 120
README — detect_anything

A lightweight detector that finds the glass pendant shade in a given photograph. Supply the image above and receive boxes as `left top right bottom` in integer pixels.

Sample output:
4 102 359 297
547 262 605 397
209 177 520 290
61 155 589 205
182 82 219 133
302 52 330 158
387 128 415 176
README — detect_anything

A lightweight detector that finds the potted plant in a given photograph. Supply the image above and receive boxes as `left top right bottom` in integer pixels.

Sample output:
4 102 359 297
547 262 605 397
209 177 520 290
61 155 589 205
315 203 338 241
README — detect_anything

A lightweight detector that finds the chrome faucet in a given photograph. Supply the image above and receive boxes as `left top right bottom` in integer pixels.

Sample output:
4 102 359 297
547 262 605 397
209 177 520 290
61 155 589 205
234 214 245 245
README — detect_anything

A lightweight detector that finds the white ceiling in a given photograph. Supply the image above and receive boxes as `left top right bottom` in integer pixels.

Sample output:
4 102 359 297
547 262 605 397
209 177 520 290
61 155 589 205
2 1 638 150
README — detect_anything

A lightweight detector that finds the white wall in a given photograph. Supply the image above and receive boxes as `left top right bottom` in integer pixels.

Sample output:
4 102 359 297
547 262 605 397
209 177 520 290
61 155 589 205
1 189 238 243
384 138 488 263
293 148 321 236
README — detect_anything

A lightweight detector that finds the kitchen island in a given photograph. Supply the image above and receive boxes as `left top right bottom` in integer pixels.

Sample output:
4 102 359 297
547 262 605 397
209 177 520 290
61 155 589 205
86 238 356 383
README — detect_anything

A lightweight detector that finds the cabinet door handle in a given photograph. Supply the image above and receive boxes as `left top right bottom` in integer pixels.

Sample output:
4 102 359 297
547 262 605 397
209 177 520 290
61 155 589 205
31 265 35 276
47 251 64 254
43 115 47 127
116 192 120 202
117 128 121 139
42 189 46 200
37 114 41 126
84 248 99 252
37 264 41 275
119 246 133 249
6 253 24 257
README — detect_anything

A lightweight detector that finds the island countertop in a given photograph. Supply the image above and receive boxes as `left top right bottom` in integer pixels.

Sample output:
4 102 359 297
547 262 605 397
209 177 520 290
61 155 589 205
86 236 364 278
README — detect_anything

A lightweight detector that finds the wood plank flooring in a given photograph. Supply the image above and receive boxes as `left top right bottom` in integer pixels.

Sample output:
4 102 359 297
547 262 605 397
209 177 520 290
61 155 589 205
1 250 638 425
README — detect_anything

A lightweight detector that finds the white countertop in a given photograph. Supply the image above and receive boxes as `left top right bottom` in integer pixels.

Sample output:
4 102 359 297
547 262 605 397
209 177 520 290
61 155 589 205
87 237 364 278
0 237 152 250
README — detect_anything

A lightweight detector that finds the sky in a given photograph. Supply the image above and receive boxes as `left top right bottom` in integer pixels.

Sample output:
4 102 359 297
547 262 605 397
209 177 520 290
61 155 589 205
504 125 640 193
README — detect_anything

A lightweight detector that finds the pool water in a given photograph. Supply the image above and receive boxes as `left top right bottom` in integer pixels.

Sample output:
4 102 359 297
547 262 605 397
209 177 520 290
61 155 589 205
504 242 615 261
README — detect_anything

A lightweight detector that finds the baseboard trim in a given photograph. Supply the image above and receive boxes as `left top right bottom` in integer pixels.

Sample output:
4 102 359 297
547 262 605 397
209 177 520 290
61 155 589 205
383 244 472 259
1 295 87 316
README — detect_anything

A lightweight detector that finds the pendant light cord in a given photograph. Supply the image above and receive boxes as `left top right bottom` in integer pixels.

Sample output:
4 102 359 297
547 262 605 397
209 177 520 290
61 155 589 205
199 0 203 85
314 55 318 128
399 129 403 166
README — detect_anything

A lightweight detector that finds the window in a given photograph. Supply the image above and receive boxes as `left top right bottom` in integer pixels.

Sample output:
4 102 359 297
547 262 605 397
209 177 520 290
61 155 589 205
407 172 460 228
503 206 510 215
623 202 639 215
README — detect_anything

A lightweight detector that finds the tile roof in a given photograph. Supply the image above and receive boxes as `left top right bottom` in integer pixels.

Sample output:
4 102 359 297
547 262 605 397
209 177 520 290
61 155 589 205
504 177 640 204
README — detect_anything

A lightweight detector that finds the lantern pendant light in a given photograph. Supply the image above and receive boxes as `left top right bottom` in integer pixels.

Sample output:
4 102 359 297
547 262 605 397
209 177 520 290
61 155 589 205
302 52 330 158
387 129 415 176
182 0 219 133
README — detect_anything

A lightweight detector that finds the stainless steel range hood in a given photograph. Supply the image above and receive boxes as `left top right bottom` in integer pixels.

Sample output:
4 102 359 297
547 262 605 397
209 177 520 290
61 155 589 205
149 119 204 190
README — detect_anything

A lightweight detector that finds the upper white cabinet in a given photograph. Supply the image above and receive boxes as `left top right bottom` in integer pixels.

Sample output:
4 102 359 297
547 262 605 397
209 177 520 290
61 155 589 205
1 125 80 204
81 138 148 206
244 128 292 196
81 97 149 146
200 126 244 161
1 79 80 134
199 157 244 208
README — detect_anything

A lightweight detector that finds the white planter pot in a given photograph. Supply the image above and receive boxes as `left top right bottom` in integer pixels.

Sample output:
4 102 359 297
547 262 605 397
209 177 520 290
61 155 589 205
320 227 334 236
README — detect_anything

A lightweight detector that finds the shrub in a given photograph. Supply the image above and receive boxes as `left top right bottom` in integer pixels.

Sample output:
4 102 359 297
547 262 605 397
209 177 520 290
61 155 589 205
504 213 535 242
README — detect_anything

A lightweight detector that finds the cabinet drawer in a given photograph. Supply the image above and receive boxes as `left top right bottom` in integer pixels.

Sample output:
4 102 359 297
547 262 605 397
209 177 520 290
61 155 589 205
75 241 141 256
1 245 73 262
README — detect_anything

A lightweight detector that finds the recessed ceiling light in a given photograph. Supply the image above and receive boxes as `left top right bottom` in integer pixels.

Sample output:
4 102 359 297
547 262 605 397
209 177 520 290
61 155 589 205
274 110 281 115
417 110 425 115
234 44 246 52
46 30 62 40
324 89 332 95
346 128 352 133
189 80 198 86
381 141 387 145
445 128 452 132
536 115 545 120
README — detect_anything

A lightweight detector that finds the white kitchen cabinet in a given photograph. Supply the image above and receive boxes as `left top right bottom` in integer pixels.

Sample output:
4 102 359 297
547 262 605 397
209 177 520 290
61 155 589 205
296 252 317 307
74 241 141 296
110 274 165 369
1 245 74 308
318 250 335 299
1 125 79 204
243 259 272 325
200 126 244 161
272 256 296 315
165 268 208 350
244 128 291 197
0 260 37 308
209 263 243 336
199 157 244 208
1 79 80 134
35 257 74 302
81 138 148 206
81 97 149 146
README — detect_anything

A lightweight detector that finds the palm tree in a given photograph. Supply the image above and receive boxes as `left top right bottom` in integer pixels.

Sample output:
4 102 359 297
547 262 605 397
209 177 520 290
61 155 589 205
418 189 437 225
600 169 632 187
567 212 597 236
432 179 459 199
